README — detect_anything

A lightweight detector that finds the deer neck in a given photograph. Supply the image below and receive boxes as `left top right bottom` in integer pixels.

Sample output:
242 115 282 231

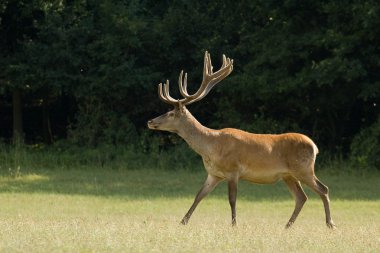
176 113 216 157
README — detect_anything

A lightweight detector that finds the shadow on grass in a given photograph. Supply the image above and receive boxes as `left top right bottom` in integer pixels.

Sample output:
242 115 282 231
0 168 379 201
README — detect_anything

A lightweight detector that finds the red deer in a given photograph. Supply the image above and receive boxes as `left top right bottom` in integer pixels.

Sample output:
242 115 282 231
147 51 336 229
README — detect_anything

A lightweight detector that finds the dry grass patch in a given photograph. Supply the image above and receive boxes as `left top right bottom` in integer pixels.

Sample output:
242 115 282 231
0 168 379 252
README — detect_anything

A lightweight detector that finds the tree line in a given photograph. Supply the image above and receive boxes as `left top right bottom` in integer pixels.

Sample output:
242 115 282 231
0 0 379 169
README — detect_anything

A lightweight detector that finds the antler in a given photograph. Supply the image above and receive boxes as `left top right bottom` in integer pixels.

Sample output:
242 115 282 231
158 80 178 106
158 51 233 106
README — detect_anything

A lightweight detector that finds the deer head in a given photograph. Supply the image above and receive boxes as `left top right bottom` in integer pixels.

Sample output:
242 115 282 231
147 51 233 133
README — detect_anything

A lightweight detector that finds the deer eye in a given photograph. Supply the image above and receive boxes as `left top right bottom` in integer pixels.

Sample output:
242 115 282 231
168 112 175 117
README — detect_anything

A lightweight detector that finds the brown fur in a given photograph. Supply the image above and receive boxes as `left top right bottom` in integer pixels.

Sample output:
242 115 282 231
147 51 335 228
148 107 335 228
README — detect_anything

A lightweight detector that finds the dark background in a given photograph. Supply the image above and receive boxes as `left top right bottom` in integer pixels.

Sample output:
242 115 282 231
0 0 379 169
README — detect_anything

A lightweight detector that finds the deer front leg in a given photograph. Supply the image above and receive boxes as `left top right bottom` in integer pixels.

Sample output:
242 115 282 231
228 178 238 226
181 174 222 225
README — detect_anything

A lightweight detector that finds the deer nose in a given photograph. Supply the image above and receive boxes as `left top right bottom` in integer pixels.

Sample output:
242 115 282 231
147 120 153 125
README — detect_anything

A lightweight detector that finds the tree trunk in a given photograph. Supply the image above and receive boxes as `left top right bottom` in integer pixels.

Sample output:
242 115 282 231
42 92 53 144
12 87 23 144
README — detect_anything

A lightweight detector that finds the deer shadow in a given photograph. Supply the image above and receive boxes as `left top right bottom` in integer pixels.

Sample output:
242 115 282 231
0 168 378 201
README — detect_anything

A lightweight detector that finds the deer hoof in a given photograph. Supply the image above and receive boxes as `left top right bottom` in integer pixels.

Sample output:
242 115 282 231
326 221 337 230
285 221 294 229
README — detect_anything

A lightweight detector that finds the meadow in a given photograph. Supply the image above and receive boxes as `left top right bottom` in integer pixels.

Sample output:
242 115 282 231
0 159 379 252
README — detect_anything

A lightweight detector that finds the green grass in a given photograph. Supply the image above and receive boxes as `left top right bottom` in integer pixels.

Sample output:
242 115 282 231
0 167 379 252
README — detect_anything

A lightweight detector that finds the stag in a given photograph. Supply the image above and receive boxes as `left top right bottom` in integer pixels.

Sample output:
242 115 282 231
147 51 336 229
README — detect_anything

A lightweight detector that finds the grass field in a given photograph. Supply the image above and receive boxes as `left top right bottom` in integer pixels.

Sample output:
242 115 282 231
0 167 379 252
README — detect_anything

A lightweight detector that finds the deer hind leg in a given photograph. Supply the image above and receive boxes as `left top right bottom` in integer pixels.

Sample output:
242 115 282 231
228 178 238 226
283 176 308 229
180 174 222 225
303 176 336 229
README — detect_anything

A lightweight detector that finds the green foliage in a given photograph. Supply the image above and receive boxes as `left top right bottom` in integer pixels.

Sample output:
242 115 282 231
0 0 379 161
67 98 138 146
0 136 202 173
350 116 380 170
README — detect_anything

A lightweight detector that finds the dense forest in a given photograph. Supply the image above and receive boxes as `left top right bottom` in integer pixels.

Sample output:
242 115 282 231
0 0 379 169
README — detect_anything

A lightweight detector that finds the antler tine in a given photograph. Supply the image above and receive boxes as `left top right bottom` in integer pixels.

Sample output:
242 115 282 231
210 56 232 78
158 81 178 105
222 54 227 68
163 80 178 102
184 73 188 94
179 70 190 98
202 51 209 82
207 51 213 75
178 70 184 94
158 83 171 104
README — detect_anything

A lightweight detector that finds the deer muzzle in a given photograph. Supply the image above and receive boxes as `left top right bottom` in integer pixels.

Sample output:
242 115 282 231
147 120 159 129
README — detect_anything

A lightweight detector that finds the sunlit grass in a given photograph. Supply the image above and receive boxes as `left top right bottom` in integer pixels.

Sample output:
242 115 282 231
0 168 379 252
